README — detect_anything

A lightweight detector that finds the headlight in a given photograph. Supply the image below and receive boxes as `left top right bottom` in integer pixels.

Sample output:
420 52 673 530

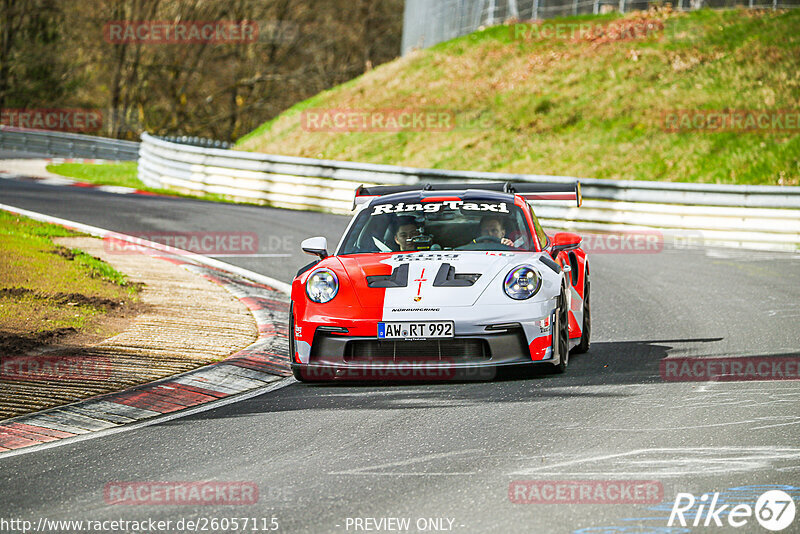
306 268 339 303
503 265 541 300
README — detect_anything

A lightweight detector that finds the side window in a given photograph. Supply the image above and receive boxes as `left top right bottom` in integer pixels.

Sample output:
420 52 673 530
529 206 548 249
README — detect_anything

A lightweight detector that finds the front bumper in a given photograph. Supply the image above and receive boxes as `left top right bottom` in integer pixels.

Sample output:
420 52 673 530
308 327 532 366
292 323 559 381
291 358 556 381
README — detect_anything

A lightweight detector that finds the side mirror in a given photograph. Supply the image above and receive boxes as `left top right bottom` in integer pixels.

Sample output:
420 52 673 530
550 232 581 258
301 236 328 259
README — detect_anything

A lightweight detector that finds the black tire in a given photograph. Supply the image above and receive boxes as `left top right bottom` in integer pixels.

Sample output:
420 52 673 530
292 366 308 382
552 289 570 374
289 304 308 382
572 276 591 354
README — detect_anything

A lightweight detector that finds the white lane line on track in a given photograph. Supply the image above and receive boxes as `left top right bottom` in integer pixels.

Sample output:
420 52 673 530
206 254 292 258
508 447 800 478
329 449 483 476
0 377 296 460
329 473 479 478
697 381 716 393
752 420 800 430
577 418 800 432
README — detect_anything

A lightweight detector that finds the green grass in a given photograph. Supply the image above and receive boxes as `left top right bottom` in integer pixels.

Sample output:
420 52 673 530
45 161 141 188
46 162 249 205
237 8 800 185
0 210 138 337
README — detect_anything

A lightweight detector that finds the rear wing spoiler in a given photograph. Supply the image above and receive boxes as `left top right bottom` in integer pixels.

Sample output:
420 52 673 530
353 181 582 209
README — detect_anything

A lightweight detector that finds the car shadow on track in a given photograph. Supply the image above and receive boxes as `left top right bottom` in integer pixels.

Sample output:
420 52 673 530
161 337 727 421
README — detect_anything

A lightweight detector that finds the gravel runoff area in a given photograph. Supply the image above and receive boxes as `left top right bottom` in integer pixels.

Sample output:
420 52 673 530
0 159 73 180
0 236 258 420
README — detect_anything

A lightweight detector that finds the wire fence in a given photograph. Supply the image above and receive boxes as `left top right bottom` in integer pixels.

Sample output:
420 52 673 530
401 0 800 53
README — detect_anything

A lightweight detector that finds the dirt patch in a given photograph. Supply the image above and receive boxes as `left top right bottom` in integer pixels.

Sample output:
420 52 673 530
0 287 32 298
0 327 77 355
0 296 147 356
0 287 133 310
51 245 77 260
50 292 126 310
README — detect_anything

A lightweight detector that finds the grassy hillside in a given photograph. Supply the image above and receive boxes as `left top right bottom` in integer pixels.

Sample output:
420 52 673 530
237 8 800 186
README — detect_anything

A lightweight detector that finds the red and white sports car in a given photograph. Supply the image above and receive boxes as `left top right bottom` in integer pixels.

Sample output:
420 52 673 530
289 182 590 381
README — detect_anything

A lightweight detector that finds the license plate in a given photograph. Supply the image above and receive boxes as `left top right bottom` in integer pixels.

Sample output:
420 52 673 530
377 321 454 339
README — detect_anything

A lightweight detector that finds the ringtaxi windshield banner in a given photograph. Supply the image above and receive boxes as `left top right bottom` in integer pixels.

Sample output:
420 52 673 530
371 201 510 215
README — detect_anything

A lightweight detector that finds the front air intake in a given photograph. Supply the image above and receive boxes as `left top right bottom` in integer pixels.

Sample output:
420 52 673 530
344 339 489 363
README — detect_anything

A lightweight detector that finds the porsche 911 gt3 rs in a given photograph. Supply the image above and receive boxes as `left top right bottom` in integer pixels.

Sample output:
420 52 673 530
289 182 590 381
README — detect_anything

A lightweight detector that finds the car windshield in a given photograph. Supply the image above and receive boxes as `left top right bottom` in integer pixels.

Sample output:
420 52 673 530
338 198 536 255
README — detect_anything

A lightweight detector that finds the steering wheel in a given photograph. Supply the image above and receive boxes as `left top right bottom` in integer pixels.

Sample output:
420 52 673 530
475 235 501 243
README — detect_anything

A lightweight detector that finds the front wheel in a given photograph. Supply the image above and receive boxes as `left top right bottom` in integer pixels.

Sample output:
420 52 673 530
552 290 570 374
289 304 308 382
292 366 308 382
572 277 591 354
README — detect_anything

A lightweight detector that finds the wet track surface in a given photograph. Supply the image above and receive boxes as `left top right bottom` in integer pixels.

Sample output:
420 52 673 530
1 179 799 533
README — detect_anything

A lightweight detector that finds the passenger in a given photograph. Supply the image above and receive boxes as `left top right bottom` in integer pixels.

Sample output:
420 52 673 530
476 215 513 247
393 216 422 251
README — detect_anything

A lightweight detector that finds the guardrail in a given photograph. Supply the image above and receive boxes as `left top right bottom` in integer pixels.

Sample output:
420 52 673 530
138 132 800 251
0 126 139 161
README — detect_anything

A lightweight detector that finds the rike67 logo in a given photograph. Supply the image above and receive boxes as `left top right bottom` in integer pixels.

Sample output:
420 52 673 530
669 490 796 531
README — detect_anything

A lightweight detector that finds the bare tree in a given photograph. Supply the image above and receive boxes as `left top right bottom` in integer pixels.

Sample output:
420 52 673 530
0 0 75 119
4 0 403 141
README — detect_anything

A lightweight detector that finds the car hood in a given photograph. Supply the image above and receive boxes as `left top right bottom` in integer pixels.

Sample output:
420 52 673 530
337 251 541 308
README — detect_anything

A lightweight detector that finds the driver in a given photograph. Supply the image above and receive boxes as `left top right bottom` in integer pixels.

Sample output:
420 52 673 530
393 216 422 251
476 215 513 247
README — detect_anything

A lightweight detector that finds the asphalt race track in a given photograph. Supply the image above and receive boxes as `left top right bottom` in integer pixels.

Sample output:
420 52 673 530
1 178 799 533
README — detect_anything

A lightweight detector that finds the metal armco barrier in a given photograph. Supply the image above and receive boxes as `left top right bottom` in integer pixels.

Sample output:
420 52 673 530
138 132 800 251
0 126 139 161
